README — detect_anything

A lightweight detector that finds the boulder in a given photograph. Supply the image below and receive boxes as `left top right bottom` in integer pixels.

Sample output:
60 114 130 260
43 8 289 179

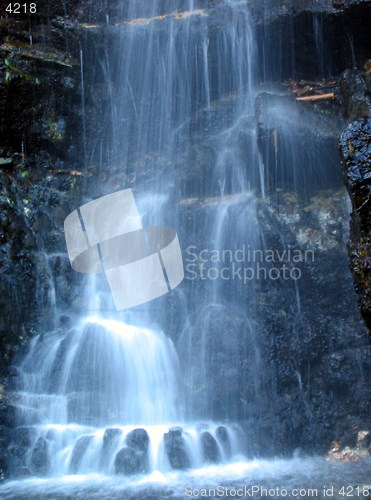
126 428 149 453
163 429 190 470
114 447 146 475
113 428 149 475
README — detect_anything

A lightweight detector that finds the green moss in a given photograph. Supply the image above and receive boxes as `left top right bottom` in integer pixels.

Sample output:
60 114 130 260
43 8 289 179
4 58 41 84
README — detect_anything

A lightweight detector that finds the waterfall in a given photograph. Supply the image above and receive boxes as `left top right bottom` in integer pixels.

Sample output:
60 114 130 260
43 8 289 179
17 317 181 426
78 0 266 424
14 314 246 477
8 2 256 480
2 0 370 498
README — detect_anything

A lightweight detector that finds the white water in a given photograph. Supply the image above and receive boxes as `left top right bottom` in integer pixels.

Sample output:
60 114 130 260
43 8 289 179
1 457 370 499
15 315 246 477
18 317 180 426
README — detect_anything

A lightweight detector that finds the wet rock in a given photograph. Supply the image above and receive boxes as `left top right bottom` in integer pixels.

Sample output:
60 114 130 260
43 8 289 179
69 435 93 474
126 428 149 453
0 161 81 384
180 183 370 451
30 437 49 476
58 315 72 328
249 0 371 25
0 41 78 68
201 432 220 463
113 429 149 475
339 70 371 121
114 447 146 475
164 429 190 470
252 1 371 83
340 118 371 331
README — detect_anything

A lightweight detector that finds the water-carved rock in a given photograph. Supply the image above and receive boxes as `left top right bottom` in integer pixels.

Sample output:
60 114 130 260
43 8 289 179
164 429 190 470
114 429 150 475
126 428 149 453
114 447 145 475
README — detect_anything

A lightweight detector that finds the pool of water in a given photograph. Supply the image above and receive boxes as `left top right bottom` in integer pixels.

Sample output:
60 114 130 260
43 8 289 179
0 456 369 499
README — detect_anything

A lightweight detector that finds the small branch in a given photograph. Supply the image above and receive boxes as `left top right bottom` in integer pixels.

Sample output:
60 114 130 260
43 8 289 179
296 92 335 102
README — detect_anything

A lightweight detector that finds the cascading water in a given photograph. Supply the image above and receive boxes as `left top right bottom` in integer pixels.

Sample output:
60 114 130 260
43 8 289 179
17 317 180 427
13 306 247 480
1 0 370 498
78 0 266 426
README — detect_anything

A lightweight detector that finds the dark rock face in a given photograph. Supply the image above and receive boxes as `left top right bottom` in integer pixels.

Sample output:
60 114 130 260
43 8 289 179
0 166 83 377
164 429 190 470
179 188 370 455
200 432 220 463
340 118 371 332
339 70 371 121
0 0 86 376
253 1 371 82
0 20 81 159
249 0 371 25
